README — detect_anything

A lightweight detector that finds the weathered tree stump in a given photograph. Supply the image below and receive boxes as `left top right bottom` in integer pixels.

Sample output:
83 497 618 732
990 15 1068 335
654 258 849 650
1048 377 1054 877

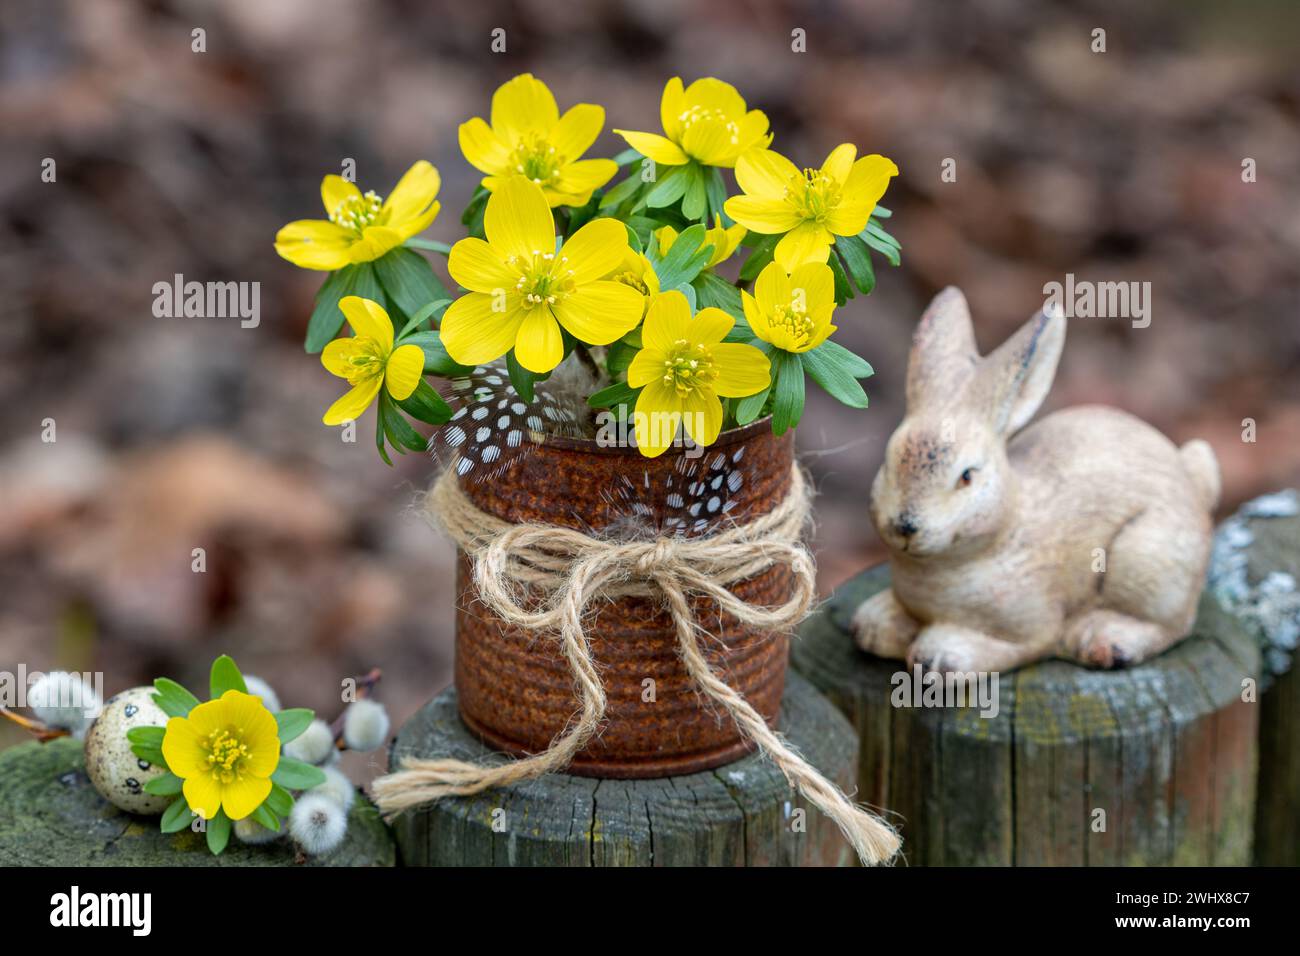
1207 492 1300 866
0 737 395 866
390 671 859 866
792 564 1259 866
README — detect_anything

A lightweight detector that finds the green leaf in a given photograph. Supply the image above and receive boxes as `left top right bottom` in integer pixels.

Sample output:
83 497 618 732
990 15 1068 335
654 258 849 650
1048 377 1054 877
861 222 901 267
506 350 542 403
834 234 876 296
599 170 645 211
397 379 453 426
645 165 689 208
126 726 165 747
209 655 247 700
375 410 393 466
605 338 638 378
814 339 874 379
735 383 772 426
272 757 329 791
403 237 453 255
693 270 744 320
380 391 428 454
373 247 449 320
251 802 282 833
130 742 165 766
143 772 183 796
402 330 473 377
206 810 231 856
612 147 642 166
703 167 728 224
738 234 778 282
460 186 490 235
265 782 295 817
680 163 707 221
151 678 199 718
826 249 855 305
587 380 640 410
160 797 195 834
305 262 384 354
396 299 450 340
801 345 869 408
651 223 714 291
871 204 892 219
771 351 806 436
274 708 315 746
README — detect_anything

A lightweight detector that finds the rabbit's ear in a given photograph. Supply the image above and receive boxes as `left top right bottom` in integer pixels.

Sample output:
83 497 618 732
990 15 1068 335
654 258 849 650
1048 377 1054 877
906 287 979 411
976 305 1066 435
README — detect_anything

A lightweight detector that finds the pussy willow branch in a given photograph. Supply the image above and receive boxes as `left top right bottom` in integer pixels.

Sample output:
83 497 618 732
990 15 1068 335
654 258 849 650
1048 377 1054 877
0 706 70 742
329 667 382 749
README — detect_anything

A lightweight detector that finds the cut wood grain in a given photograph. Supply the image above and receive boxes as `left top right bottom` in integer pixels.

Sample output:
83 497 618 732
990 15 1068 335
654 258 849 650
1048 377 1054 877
792 564 1259 866
390 671 860 866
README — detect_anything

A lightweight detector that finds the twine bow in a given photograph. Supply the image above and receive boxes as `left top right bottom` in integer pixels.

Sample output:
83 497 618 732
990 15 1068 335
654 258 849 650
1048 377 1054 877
372 464 901 866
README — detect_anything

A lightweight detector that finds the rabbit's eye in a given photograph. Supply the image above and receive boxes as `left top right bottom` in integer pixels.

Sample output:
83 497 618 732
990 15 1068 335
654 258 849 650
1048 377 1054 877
957 467 976 488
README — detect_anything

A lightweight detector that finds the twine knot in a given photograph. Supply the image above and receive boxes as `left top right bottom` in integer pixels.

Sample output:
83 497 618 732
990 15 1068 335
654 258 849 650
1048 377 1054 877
371 464 901 866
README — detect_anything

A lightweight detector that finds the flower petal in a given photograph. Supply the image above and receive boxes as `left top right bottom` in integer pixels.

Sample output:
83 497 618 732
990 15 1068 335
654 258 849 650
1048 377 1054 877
320 337 358 378
711 342 771 397
274 219 354 271
554 158 617 198
681 120 732 167
161 717 207 779
459 117 512 175
321 175 360 217
683 77 747 118
323 378 383 426
562 218 630 284
692 306 734 345
339 296 394 350
820 143 858 185
640 290 693 352
491 73 559 145
734 148 800 200
614 130 689 166
448 236 518 293
724 195 802 235
627 347 667 388
775 221 834 270
552 281 644 345
550 103 604 161
660 76 686 141
484 177 556 261
514 310 565 373
634 379 683 458
384 343 425 400
347 225 404 263
383 160 440 226
183 773 221 821
221 774 272 822
788 262 836 313
734 110 773 157
827 154 899 235
440 293 524 366
394 201 441 241
754 260 791 308
680 388 724 448
741 290 773 344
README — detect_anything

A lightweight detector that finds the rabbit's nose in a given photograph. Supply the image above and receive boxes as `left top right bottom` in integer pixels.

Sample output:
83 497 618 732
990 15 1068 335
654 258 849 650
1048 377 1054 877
893 515 918 538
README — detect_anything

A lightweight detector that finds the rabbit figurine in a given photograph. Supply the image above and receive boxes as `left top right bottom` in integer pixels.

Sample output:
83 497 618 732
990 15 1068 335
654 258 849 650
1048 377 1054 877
853 287 1220 673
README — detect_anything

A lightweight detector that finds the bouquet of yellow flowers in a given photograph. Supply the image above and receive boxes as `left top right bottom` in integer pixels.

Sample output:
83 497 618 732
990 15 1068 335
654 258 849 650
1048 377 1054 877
276 74 899 462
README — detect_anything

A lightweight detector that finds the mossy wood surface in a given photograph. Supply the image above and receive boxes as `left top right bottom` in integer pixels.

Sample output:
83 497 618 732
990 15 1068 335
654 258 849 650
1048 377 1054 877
1245 512 1300 866
0 737 395 866
792 564 1259 866
390 671 858 866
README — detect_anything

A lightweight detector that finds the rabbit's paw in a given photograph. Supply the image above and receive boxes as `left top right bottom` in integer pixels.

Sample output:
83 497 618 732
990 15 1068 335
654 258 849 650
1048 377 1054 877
907 625 1040 673
851 588 919 659
1066 610 1170 670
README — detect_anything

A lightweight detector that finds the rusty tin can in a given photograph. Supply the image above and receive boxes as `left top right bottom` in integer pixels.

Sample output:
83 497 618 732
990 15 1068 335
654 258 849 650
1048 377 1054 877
454 420 796 778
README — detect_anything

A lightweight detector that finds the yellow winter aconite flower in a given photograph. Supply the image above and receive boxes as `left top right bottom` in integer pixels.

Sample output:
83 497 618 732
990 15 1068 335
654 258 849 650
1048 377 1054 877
742 261 838 353
460 73 617 208
161 690 280 821
442 177 644 373
627 292 770 457
605 247 660 317
320 296 424 425
275 161 441 270
725 145 898 270
655 215 746 269
615 77 771 169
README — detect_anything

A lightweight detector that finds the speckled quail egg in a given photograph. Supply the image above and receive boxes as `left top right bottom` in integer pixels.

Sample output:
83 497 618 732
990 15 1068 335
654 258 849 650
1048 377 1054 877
83 686 173 815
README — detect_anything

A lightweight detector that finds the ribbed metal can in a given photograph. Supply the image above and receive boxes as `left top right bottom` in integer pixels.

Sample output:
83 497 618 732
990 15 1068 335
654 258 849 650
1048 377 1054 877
454 420 796 778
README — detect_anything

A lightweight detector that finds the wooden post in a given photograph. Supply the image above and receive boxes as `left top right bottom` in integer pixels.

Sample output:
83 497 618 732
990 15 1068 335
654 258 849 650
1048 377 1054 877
390 671 859 866
0 737 395 865
792 564 1259 866
1207 493 1300 866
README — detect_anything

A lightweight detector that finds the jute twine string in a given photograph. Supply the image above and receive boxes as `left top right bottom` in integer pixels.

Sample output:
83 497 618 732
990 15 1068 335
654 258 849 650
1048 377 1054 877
371 464 901 866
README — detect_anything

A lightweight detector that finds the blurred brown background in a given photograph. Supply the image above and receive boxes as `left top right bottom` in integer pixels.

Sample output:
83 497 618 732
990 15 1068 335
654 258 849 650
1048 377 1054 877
3 0 1298 758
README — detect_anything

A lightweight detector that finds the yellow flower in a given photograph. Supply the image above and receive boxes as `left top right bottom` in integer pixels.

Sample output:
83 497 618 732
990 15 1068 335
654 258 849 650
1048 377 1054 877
742 261 838 353
320 296 424 425
725 145 898 270
275 161 441 271
161 690 280 821
605 248 660 318
627 291 770 457
442 177 644 373
459 73 617 208
615 77 771 169
655 215 746 270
